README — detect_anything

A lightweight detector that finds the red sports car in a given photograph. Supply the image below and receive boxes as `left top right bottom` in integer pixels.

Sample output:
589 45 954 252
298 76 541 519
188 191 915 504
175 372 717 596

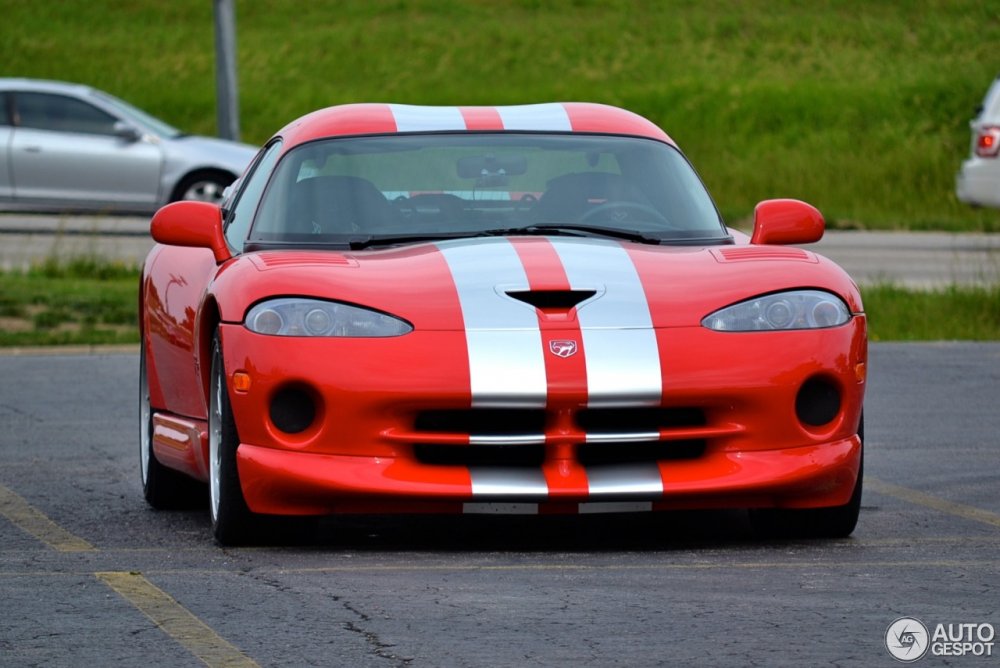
139 102 866 545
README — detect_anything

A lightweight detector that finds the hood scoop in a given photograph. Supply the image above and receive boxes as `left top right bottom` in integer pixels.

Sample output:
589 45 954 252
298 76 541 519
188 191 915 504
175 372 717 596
506 289 597 312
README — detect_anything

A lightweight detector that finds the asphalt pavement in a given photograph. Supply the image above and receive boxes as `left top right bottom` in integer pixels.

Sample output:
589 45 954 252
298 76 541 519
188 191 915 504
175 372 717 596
1 343 999 666
1 213 999 287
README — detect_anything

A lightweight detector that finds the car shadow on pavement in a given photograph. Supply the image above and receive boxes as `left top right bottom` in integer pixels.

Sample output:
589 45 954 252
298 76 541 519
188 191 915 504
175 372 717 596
243 510 765 552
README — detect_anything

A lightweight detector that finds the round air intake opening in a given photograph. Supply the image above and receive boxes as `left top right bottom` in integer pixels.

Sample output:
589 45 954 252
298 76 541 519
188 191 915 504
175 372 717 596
270 386 316 434
795 377 841 427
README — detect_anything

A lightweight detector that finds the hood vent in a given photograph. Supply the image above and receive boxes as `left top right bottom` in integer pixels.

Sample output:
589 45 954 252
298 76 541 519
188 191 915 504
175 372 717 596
715 247 815 262
506 289 597 311
252 252 357 269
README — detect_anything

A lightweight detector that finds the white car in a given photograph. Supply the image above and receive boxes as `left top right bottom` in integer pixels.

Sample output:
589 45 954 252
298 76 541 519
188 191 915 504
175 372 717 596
956 74 1000 208
0 78 257 214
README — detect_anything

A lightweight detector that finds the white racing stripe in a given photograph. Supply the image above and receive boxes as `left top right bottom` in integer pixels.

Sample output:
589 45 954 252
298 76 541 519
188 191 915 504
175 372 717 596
469 468 549 498
497 103 572 131
550 239 662 407
388 104 466 132
439 236 666 503
587 464 665 497
437 239 547 407
469 434 547 445
387 103 572 133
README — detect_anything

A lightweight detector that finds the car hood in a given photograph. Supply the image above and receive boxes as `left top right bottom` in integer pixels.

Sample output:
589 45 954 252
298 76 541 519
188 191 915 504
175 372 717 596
161 134 258 173
213 236 861 329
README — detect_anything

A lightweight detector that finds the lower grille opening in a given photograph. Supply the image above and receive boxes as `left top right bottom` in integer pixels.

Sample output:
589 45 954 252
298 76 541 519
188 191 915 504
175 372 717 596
576 407 706 433
578 440 706 466
414 440 706 468
414 443 545 468
415 409 546 436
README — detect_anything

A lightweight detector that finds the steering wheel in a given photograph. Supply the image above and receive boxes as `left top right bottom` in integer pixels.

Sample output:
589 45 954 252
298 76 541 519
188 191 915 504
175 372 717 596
393 194 414 218
517 193 538 212
578 201 669 227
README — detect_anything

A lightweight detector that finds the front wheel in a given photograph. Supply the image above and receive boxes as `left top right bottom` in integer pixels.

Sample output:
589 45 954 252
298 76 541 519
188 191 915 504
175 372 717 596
209 331 255 545
750 414 864 539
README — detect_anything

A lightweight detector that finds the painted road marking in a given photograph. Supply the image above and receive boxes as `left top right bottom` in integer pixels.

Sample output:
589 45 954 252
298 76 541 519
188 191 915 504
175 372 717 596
0 484 95 552
96 571 260 668
866 477 1000 529
0 485 257 665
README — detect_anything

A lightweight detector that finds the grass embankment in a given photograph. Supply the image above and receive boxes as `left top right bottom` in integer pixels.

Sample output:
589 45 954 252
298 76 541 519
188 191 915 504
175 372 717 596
1 262 998 346
3 1 999 231
864 284 1000 341
0 260 138 347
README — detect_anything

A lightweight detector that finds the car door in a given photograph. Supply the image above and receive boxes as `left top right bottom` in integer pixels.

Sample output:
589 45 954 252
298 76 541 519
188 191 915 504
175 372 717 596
9 91 163 210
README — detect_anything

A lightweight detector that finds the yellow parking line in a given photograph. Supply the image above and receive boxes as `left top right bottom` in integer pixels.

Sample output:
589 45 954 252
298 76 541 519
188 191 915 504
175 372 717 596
96 571 259 668
0 483 95 552
866 477 1000 529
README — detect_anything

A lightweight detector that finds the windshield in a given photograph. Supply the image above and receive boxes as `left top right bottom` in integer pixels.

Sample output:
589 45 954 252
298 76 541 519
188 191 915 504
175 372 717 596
89 90 182 138
248 133 726 248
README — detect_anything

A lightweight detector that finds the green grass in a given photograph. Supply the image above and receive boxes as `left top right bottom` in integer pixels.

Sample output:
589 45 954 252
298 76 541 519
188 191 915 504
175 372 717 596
1 260 998 346
0 259 139 347
2 1 999 230
863 283 1000 341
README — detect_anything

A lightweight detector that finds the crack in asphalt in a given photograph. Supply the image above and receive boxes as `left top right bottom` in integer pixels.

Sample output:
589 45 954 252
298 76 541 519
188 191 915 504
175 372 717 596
0 403 40 421
340 599 413 667
240 570 413 666
341 618 413 667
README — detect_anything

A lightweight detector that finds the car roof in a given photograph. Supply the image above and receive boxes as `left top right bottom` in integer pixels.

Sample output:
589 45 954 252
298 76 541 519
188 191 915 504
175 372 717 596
274 102 676 150
0 78 96 96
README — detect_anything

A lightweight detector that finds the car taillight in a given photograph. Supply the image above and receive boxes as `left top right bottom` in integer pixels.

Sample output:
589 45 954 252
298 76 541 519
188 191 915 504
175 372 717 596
975 126 1000 158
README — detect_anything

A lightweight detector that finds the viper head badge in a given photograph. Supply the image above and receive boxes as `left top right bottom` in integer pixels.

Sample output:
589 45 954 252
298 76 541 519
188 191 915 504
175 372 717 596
548 340 578 358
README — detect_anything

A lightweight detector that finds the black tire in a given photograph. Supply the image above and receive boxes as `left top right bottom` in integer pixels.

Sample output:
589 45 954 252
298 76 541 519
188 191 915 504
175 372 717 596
140 342 204 509
750 413 864 539
171 170 235 205
208 330 256 545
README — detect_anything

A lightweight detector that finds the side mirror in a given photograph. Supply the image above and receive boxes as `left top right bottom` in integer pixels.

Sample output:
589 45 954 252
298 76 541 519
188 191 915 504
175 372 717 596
112 121 141 142
150 201 231 263
750 199 824 245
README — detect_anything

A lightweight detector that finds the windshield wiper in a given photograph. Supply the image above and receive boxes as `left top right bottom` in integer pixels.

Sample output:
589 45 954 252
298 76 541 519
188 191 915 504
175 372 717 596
244 224 686 253
478 223 664 244
244 233 466 252
345 233 469 250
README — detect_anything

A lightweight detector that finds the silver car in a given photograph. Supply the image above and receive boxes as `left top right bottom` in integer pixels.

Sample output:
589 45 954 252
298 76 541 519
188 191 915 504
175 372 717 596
0 78 257 213
956 74 1000 209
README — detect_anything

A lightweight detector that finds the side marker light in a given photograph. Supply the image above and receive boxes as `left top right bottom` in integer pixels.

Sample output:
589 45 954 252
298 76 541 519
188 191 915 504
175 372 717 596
854 363 867 383
232 372 251 393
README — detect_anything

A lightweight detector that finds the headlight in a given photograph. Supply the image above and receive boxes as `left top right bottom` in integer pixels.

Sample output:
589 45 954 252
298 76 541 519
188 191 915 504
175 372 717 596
702 290 851 331
245 298 413 337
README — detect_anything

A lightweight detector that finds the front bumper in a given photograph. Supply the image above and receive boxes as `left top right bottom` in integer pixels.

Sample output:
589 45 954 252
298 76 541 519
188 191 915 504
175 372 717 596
236 436 860 515
219 317 866 516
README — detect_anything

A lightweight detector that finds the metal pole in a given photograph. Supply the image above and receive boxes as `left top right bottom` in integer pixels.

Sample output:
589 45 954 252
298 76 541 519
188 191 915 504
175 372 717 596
213 0 240 141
